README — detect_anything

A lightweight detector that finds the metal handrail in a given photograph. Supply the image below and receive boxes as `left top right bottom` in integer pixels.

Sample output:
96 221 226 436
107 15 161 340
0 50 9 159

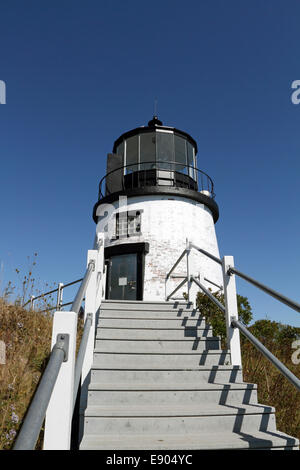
191 276 300 393
231 318 300 392
166 276 188 301
166 240 300 394
71 260 95 314
188 241 300 315
204 277 223 291
189 242 222 266
98 160 215 199
165 241 222 301
13 334 69 450
166 248 187 280
191 276 225 313
37 301 74 314
227 266 300 315
23 278 83 308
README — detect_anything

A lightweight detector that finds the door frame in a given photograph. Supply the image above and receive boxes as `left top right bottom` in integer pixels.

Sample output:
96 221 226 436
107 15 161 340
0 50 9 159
104 242 149 301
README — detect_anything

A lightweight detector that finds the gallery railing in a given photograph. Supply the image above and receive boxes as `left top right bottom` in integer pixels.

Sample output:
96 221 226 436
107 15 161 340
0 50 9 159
98 161 215 199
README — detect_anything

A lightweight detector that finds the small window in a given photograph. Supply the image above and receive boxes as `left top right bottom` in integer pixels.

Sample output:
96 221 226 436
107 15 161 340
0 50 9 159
113 210 142 239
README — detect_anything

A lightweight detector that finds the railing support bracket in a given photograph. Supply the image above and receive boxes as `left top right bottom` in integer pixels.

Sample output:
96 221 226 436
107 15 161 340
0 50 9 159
55 334 70 362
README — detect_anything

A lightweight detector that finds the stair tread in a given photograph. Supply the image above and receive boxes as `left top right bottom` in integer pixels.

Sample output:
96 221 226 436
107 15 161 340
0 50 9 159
84 403 275 417
80 430 299 450
93 349 229 354
95 338 218 343
97 326 209 330
87 381 256 391
91 364 242 371
101 300 192 305
98 317 205 321
99 309 198 313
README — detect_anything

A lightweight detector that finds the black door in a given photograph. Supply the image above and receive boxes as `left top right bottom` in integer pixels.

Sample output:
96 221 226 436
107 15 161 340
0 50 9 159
107 252 138 300
105 242 149 301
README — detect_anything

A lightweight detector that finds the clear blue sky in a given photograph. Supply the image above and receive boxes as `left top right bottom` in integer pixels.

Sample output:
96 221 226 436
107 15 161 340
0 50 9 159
1 0 300 326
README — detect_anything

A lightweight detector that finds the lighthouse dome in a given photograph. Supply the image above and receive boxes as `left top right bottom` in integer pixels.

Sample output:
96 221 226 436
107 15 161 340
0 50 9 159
93 117 222 302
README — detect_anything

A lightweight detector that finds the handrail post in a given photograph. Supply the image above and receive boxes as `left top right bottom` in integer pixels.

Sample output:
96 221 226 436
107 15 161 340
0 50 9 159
78 250 99 425
43 310 77 449
56 283 64 311
186 239 191 302
30 295 35 310
95 233 105 312
222 255 242 366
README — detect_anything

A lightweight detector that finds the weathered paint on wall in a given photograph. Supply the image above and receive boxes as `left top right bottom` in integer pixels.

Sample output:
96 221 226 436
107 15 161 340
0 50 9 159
96 195 223 304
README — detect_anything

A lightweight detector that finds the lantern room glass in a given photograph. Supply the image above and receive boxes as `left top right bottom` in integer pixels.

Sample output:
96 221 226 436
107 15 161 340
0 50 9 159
116 130 197 182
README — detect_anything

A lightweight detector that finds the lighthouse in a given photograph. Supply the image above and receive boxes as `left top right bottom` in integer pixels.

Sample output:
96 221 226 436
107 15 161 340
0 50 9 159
93 116 223 304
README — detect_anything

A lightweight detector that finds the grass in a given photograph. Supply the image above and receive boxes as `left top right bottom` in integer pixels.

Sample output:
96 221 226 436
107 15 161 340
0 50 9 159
241 335 300 442
0 298 53 449
0 255 84 450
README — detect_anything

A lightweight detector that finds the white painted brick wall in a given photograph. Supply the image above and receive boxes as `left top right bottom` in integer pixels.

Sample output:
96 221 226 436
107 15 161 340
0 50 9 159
96 195 223 304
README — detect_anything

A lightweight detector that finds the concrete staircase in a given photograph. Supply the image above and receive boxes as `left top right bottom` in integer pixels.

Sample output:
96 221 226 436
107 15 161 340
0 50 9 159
79 300 299 450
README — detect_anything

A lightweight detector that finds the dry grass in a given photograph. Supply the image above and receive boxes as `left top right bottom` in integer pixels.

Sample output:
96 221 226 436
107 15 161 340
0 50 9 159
0 298 53 449
0 296 84 450
241 336 300 442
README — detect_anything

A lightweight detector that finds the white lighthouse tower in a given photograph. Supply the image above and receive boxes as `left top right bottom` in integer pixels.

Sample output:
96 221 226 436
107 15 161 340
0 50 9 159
93 116 223 304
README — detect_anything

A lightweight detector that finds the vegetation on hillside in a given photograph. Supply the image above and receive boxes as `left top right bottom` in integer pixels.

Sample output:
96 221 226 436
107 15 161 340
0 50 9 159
0 259 83 450
0 298 53 449
196 290 300 442
0 270 299 449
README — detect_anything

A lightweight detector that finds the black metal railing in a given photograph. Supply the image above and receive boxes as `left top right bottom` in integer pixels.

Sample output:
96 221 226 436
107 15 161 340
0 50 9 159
98 161 215 200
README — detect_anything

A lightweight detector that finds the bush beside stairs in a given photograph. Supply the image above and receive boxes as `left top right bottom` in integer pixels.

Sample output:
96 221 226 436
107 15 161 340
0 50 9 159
79 300 299 450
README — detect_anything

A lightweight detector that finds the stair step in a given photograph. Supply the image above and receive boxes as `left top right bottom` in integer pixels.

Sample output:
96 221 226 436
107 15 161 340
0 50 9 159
84 403 274 417
82 410 277 435
87 381 254 391
79 431 299 450
92 351 232 368
97 317 207 327
94 338 220 352
102 300 192 304
101 300 194 311
90 366 243 385
79 300 299 451
87 385 258 407
96 327 213 339
98 310 200 319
